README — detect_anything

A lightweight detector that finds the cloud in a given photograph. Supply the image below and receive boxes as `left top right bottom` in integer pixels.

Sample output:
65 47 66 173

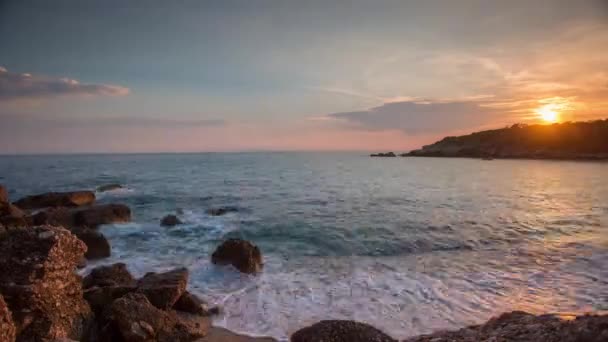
327 100 501 135
0 66 129 101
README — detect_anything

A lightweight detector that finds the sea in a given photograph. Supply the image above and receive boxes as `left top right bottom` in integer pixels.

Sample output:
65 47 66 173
1 152 607 340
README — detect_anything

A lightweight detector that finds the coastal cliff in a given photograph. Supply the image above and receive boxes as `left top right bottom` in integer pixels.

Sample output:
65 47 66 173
405 119 608 160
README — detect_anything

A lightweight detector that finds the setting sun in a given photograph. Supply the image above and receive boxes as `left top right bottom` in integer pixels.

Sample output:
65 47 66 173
536 104 560 123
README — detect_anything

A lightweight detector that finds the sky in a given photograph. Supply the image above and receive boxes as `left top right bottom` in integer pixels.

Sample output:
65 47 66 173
1 0 607 154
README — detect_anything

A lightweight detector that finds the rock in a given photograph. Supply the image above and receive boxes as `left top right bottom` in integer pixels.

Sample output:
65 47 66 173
0 294 16 342
72 203 131 228
32 207 76 228
0 184 8 203
14 191 95 210
173 291 209 316
403 311 608 342
84 285 137 314
0 225 93 341
161 214 183 227
106 292 210 342
97 183 123 192
211 238 263 274
137 268 189 309
0 202 28 229
73 227 111 259
370 152 397 157
83 263 136 289
291 320 396 342
206 206 239 216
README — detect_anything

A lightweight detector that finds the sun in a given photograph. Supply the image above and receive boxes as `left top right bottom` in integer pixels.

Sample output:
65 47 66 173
536 104 560 123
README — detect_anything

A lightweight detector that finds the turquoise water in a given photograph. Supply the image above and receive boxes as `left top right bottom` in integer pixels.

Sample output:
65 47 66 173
1 153 607 340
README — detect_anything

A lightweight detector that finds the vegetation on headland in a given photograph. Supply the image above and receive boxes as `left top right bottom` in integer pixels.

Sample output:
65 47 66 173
374 119 608 160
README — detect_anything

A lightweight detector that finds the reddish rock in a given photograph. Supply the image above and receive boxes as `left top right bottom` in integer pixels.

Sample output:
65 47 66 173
0 184 8 203
137 268 189 309
173 291 209 316
0 225 93 341
83 263 136 289
73 227 111 260
0 294 16 342
72 203 131 228
32 207 76 228
0 202 28 229
291 320 396 342
84 285 137 314
14 191 95 210
211 238 263 274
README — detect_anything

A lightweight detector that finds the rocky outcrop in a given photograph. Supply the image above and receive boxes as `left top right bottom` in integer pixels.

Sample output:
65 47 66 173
0 294 16 342
211 238 263 274
370 152 397 157
0 184 8 203
137 268 189 309
83 263 136 289
291 320 396 342
403 311 608 342
73 227 111 259
33 203 131 229
14 191 96 210
97 183 123 192
206 206 239 216
0 225 93 341
161 214 183 227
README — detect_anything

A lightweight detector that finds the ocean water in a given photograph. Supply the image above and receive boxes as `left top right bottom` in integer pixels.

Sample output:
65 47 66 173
1 152 607 340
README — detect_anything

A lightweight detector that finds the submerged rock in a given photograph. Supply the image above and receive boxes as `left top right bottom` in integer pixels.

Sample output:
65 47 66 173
161 214 183 227
73 227 111 259
206 206 239 216
14 191 95 210
291 320 396 342
0 294 16 342
0 225 93 341
211 238 263 274
83 263 136 289
97 183 124 192
137 268 189 309
403 311 608 342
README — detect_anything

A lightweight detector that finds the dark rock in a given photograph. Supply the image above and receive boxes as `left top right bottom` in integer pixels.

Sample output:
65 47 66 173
403 311 608 342
84 285 137 314
0 294 16 342
0 184 8 203
14 191 95 210
97 183 123 192
211 238 263 274
72 203 131 228
0 225 93 341
206 206 239 216
137 268 189 309
73 227 111 260
291 320 396 342
173 291 209 316
32 207 76 228
370 152 397 157
83 263 136 289
0 202 28 229
161 214 183 227
106 292 210 342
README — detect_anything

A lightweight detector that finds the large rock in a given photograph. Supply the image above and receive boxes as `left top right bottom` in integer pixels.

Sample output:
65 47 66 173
84 285 136 315
211 238 263 274
403 311 608 342
83 263 136 289
0 225 93 341
291 320 396 342
14 191 95 210
173 291 209 316
106 292 210 342
0 294 16 342
0 184 8 203
73 227 111 259
137 268 189 309
0 202 29 229
33 203 131 229
161 214 183 227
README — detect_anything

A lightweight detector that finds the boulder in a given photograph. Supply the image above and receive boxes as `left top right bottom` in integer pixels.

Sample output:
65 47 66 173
206 206 239 216
291 320 396 342
161 214 183 227
106 292 210 342
14 191 95 210
74 227 111 259
83 263 136 289
0 184 8 203
97 183 123 192
32 207 76 228
84 285 137 314
211 238 263 274
72 203 131 228
173 291 209 316
0 294 16 342
137 268 189 309
0 202 29 229
0 225 93 341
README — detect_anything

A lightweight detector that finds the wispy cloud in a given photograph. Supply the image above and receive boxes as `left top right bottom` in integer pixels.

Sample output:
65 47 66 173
0 66 129 101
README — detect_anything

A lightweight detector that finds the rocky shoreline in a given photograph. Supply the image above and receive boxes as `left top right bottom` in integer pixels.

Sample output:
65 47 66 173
1 183 606 341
